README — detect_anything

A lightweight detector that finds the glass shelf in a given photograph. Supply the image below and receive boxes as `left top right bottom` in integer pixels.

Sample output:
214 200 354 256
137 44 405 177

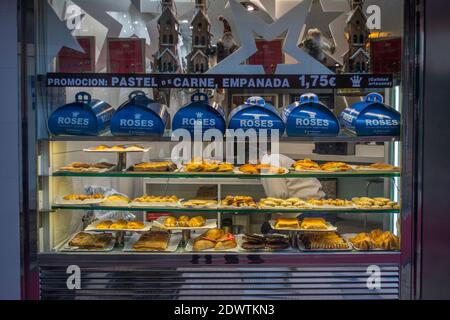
40 132 400 143
50 205 400 214
51 171 401 179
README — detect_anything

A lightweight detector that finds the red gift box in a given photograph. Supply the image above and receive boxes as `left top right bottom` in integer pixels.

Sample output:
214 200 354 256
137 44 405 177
56 36 95 73
107 38 146 73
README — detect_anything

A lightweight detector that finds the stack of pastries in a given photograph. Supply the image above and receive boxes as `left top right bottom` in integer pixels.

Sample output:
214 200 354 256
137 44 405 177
239 163 286 174
300 218 329 230
63 194 104 201
259 197 309 209
59 162 115 173
221 195 257 208
101 194 130 206
96 219 144 230
299 233 350 250
183 160 233 172
320 162 352 172
292 158 321 171
352 197 400 209
68 232 113 249
192 228 237 251
307 198 354 208
132 161 177 172
132 231 170 251
133 195 179 204
241 234 290 251
163 216 206 228
349 229 400 250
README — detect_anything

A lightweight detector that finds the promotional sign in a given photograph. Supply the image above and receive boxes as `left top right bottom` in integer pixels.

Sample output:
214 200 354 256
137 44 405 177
110 91 168 136
172 92 226 136
228 96 285 135
340 93 401 136
48 92 114 136
56 36 95 73
45 73 394 89
283 93 339 137
107 38 145 73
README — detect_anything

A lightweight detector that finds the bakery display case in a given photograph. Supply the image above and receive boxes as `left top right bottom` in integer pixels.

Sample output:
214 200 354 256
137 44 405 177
26 0 419 300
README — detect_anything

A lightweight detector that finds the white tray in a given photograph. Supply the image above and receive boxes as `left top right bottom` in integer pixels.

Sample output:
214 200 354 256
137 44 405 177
153 217 217 230
185 237 240 252
54 196 105 206
258 204 312 210
59 232 115 252
341 233 400 252
123 233 182 252
308 204 357 210
83 147 150 153
181 201 218 209
57 166 116 173
99 200 130 207
84 220 152 232
269 220 337 232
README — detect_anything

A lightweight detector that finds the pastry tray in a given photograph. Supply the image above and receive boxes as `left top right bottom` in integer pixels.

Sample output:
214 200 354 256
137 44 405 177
59 231 116 252
308 204 357 210
99 200 130 207
152 217 217 230
181 201 218 209
184 237 240 253
179 167 234 174
258 204 312 210
123 233 182 252
297 234 352 252
341 233 400 252
54 197 105 206
238 234 295 252
84 220 152 232
56 166 116 174
269 220 337 232
350 165 400 172
83 147 150 153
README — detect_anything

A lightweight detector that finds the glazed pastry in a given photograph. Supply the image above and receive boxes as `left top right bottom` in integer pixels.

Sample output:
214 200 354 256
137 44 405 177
293 158 321 171
300 218 328 230
132 231 169 251
177 216 190 227
109 219 128 229
320 162 352 172
221 195 257 208
202 228 225 241
214 239 237 250
96 220 113 229
193 239 216 251
101 194 130 206
132 161 177 172
163 216 177 228
126 221 145 230
68 232 113 249
188 216 206 228
300 233 349 250
274 218 300 229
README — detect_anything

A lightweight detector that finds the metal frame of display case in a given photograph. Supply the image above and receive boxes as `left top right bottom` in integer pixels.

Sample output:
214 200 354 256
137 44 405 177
17 0 423 300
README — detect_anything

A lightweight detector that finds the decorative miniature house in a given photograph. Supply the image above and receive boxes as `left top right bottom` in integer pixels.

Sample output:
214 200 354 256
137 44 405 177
343 0 370 73
153 0 180 73
186 0 212 73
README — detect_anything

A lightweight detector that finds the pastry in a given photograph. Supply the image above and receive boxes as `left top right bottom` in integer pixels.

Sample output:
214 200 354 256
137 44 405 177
349 230 400 250
202 228 225 241
193 239 216 251
59 162 115 173
274 218 300 229
221 195 257 208
163 216 177 228
214 239 237 250
101 194 130 206
184 160 234 173
307 198 354 207
126 220 145 230
241 233 290 251
300 218 328 230
259 197 309 209
241 242 266 250
63 194 104 201
132 161 177 172
96 220 113 229
177 216 190 227
133 195 179 203
300 233 349 250
293 158 321 171
355 162 399 171
132 231 169 250
351 197 400 209
68 232 113 249
239 163 286 174
188 216 206 227
320 162 352 172
109 219 128 229
182 199 217 208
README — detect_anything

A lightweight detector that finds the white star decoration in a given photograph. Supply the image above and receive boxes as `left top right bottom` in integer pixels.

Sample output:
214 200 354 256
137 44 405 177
302 0 344 44
208 0 333 74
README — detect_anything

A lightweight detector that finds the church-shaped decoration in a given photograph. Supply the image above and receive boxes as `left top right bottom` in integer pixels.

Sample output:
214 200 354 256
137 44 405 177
186 0 212 73
153 0 180 73
343 0 370 73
